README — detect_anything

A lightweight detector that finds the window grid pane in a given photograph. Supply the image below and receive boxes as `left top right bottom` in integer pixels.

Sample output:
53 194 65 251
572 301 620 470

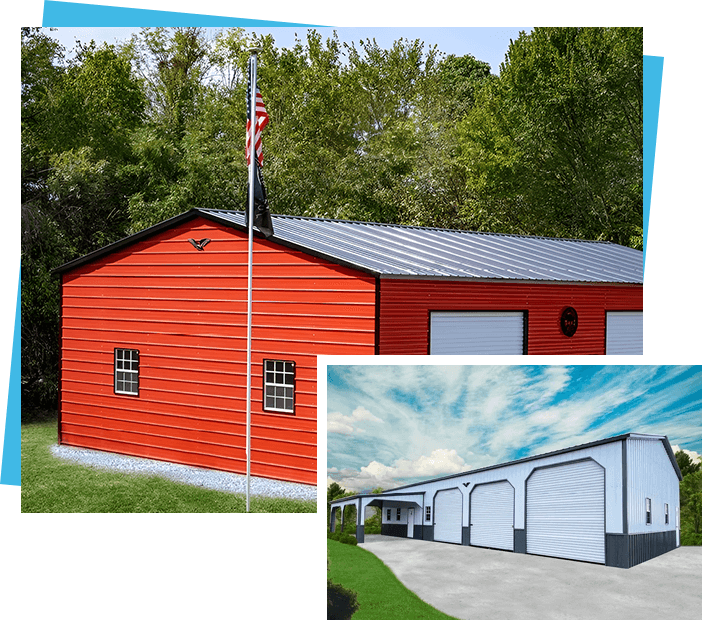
264 360 295 412
115 349 139 395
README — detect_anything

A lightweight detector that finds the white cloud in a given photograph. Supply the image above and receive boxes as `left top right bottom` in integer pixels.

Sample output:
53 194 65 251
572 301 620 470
672 445 701 464
327 405 383 435
330 448 470 492
393 449 470 478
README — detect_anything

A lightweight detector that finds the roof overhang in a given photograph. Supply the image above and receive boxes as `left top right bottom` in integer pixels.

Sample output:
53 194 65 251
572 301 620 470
331 492 425 509
51 207 380 278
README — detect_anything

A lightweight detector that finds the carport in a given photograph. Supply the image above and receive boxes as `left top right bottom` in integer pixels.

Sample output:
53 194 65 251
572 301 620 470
330 492 424 543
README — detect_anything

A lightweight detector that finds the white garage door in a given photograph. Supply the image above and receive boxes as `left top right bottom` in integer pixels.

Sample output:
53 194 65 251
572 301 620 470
470 481 514 551
430 311 525 355
606 311 643 355
526 459 605 564
433 488 463 544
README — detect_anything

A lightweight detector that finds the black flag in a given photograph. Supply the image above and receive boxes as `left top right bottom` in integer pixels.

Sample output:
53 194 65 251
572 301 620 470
246 159 274 237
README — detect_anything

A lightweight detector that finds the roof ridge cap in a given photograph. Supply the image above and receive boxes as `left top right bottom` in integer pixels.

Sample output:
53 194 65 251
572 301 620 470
195 208 616 245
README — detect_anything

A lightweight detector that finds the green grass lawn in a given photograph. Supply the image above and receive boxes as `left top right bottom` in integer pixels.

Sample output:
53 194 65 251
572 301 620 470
21 416 316 513
327 538 457 620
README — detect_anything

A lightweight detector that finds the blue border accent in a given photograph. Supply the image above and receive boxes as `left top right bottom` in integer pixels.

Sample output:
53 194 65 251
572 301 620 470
643 55 663 275
1 276 21 486
42 1 318 26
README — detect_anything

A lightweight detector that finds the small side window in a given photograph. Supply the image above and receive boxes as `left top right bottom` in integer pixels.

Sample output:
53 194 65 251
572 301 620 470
425 506 431 522
646 498 652 525
263 359 295 413
115 348 139 396
665 503 669 525
396 508 401 521
386 508 391 521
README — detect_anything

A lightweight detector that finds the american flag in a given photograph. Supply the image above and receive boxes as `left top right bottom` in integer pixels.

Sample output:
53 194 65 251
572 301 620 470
244 66 273 238
246 86 269 166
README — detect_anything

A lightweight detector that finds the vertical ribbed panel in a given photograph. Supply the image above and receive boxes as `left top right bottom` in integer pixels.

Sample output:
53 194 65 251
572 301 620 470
526 460 605 564
433 488 463 544
626 437 680 534
430 312 524 355
470 481 514 550
606 311 643 354
628 531 678 567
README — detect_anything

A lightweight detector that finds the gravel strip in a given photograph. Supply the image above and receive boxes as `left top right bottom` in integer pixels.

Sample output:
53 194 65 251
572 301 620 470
50 444 317 502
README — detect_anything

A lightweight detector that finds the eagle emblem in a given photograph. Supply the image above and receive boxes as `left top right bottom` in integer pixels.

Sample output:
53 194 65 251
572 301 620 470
188 238 211 251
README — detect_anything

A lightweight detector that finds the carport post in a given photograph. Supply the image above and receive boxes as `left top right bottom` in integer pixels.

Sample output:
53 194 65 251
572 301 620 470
356 497 364 543
340 506 344 532
329 505 336 533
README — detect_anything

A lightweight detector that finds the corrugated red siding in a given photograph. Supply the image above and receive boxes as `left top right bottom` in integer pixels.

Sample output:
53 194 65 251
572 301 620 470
59 217 376 485
378 279 642 355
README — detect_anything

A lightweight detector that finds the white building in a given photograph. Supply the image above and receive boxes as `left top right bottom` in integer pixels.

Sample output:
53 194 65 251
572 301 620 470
330 433 682 568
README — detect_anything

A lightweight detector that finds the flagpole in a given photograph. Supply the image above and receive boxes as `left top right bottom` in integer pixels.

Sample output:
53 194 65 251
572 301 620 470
246 46 260 513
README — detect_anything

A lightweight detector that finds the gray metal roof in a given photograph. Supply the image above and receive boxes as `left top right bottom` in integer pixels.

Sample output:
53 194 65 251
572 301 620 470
54 207 643 284
200 208 643 284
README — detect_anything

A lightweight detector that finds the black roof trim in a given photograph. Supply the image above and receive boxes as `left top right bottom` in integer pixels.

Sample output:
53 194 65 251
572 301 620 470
52 208 204 275
52 207 381 278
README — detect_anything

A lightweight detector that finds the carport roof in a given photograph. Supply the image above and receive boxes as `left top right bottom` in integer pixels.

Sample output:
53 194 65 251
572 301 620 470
331 491 425 507
54 207 644 284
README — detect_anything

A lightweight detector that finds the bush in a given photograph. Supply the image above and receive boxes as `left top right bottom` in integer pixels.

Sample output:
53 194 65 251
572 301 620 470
327 530 358 545
681 530 702 546
327 578 359 619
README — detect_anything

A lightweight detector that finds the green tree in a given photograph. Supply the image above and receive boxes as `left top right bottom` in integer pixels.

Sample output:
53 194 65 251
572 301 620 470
679 469 702 545
126 27 211 139
21 32 146 409
122 27 221 229
675 450 701 477
459 27 643 247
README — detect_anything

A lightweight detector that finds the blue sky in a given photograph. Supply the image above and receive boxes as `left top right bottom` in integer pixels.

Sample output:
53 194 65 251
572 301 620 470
327 365 702 492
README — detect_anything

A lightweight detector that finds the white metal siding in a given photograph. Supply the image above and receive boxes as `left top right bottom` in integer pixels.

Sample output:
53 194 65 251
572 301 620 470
470 481 514 551
434 488 463 544
526 460 605 564
606 311 643 355
626 437 680 534
430 311 525 355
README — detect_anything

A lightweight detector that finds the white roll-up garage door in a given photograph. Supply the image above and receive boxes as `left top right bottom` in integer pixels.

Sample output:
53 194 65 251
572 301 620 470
430 311 525 355
606 311 643 355
470 481 514 551
526 459 605 564
433 488 463 544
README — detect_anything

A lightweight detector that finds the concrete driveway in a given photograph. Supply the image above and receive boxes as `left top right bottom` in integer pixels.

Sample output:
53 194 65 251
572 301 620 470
361 535 702 619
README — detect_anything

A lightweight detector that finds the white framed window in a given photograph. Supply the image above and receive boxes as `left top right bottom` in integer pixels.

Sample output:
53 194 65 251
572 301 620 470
646 497 652 525
665 503 669 525
263 359 295 413
114 348 139 396
386 508 391 521
396 508 401 521
425 506 431 522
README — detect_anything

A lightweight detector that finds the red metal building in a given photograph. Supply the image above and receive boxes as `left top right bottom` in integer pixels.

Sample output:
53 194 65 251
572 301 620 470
55 208 644 484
